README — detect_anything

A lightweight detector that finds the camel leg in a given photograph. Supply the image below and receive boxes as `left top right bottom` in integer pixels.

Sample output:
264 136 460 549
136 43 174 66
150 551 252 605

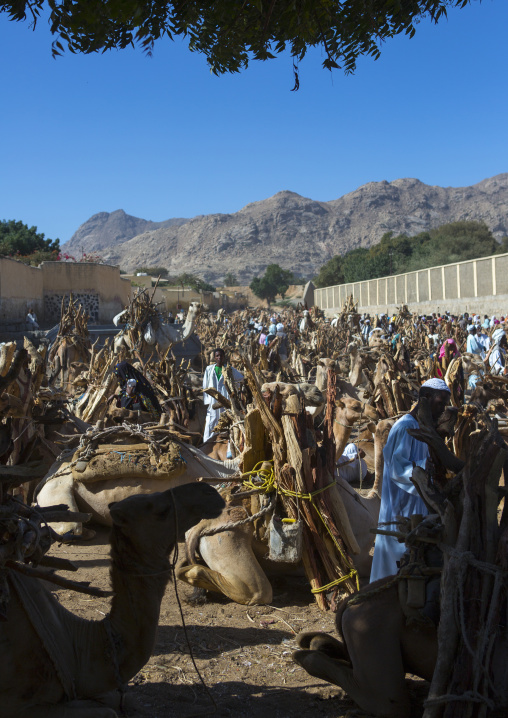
176 562 272 605
296 631 349 659
294 599 412 718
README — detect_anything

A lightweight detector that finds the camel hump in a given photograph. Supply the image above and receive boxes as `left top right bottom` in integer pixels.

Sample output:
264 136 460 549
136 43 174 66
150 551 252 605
71 441 186 484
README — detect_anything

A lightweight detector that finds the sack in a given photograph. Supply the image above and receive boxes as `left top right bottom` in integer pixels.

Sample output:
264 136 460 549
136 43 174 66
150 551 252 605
268 515 303 563
144 322 156 345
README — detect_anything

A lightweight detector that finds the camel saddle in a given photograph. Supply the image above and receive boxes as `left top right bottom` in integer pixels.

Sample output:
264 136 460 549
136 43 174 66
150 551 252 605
71 441 186 484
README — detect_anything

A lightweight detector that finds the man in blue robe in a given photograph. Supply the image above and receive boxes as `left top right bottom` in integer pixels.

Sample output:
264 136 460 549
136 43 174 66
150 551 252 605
370 378 455 583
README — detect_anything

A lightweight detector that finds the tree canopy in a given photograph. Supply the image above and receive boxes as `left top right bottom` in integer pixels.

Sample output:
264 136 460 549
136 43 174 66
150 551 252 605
250 263 297 303
314 221 507 287
0 219 60 263
1 1 476 78
170 272 216 293
223 271 237 287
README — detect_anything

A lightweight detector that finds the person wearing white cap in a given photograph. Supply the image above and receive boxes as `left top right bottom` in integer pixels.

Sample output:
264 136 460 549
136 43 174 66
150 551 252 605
485 329 507 376
370 378 462 583
337 443 368 484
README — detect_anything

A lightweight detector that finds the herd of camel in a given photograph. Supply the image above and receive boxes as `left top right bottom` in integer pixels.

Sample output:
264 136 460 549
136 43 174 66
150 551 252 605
1 294 508 717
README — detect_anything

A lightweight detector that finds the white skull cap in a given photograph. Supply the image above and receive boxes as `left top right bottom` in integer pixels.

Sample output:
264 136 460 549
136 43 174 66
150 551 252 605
421 378 451 392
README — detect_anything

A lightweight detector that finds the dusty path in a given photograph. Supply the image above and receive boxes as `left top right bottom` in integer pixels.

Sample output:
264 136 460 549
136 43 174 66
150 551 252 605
49 528 427 717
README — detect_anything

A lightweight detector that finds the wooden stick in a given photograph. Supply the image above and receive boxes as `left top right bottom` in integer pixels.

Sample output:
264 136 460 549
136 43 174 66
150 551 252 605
6 561 112 598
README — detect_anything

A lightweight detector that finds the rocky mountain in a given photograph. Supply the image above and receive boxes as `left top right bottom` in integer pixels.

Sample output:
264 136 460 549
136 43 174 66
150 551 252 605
63 174 508 283
63 209 188 255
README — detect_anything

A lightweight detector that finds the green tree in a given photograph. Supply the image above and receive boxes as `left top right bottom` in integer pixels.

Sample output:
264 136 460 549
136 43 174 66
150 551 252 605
313 220 502 286
250 264 296 303
223 271 237 287
1 1 475 80
0 219 60 256
136 265 169 277
173 272 215 292
314 255 345 288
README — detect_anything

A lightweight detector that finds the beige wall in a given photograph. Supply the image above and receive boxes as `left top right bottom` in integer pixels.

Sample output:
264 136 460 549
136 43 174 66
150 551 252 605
0 258 44 323
0 259 131 325
316 252 508 316
41 262 131 303
40 262 132 323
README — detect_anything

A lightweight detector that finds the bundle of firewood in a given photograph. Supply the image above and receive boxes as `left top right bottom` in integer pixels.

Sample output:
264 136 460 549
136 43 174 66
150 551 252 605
242 360 359 610
0 486 109 613
406 407 508 717
73 339 118 423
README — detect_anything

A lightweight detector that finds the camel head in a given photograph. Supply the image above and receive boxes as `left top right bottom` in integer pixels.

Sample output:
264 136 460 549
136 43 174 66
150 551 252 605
187 302 202 320
113 308 129 327
109 483 225 565
335 397 378 426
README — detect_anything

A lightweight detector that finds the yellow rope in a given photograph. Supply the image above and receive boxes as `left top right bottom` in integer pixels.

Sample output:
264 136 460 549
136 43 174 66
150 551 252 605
241 461 359 592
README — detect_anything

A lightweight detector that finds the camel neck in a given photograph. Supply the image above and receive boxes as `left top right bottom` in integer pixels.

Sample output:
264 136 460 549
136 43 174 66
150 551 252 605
181 312 195 339
107 531 173 683
334 423 353 458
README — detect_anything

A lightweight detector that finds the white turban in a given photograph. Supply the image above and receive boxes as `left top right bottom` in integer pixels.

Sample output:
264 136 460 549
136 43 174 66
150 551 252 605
493 328 506 345
421 378 451 393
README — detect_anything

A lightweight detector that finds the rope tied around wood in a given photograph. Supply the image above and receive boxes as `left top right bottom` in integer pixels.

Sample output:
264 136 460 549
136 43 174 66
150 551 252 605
239 461 359 592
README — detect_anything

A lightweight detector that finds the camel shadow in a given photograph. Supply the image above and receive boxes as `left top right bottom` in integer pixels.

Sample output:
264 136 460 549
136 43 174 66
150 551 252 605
68 557 110 568
153 624 293 659
126 678 353 717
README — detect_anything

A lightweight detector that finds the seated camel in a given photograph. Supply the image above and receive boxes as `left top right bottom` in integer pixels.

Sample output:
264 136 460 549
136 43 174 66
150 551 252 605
176 401 389 606
293 577 438 718
1 483 225 718
35 440 241 538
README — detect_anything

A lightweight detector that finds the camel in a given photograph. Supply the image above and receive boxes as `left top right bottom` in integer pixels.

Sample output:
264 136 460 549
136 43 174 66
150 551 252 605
113 301 201 355
293 573 508 718
299 310 311 333
293 578 438 718
1 482 225 718
35 440 241 537
49 335 91 386
176 403 394 606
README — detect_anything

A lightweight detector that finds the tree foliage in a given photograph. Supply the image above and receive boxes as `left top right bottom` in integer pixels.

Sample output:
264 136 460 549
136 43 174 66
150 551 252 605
250 263 296 303
314 221 507 287
223 271 237 287
170 272 216 293
136 265 169 277
0 1 476 79
0 219 60 257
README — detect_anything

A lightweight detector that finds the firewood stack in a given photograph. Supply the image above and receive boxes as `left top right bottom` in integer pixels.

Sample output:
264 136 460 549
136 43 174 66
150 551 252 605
48 293 91 370
73 339 118 423
0 486 109 614
404 408 508 717
242 360 360 610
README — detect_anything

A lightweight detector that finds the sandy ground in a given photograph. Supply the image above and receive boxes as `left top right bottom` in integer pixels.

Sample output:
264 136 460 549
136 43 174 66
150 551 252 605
48 527 428 718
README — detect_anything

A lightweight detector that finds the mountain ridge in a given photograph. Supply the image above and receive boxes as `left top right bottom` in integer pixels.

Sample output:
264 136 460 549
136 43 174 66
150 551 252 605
62 174 508 282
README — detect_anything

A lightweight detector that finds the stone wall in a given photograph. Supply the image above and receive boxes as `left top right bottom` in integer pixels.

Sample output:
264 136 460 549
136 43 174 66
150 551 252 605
44 292 100 323
316 252 508 316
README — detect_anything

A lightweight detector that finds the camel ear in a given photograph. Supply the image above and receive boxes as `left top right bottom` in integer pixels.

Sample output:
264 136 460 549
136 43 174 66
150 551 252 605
335 399 345 408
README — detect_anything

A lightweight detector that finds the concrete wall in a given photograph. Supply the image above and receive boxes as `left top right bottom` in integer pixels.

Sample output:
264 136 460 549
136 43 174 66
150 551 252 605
41 262 132 323
0 258 44 324
316 252 508 316
0 259 131 325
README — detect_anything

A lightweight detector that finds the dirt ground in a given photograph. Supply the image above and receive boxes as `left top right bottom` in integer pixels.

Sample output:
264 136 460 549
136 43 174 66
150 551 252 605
49 527 428 718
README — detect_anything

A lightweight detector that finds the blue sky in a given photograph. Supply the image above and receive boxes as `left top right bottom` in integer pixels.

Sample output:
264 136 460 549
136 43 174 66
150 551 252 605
1 0 507 244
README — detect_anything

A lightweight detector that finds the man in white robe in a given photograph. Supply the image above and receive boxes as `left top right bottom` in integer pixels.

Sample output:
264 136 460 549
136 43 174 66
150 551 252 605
370 378 454 583
202 348 243 444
